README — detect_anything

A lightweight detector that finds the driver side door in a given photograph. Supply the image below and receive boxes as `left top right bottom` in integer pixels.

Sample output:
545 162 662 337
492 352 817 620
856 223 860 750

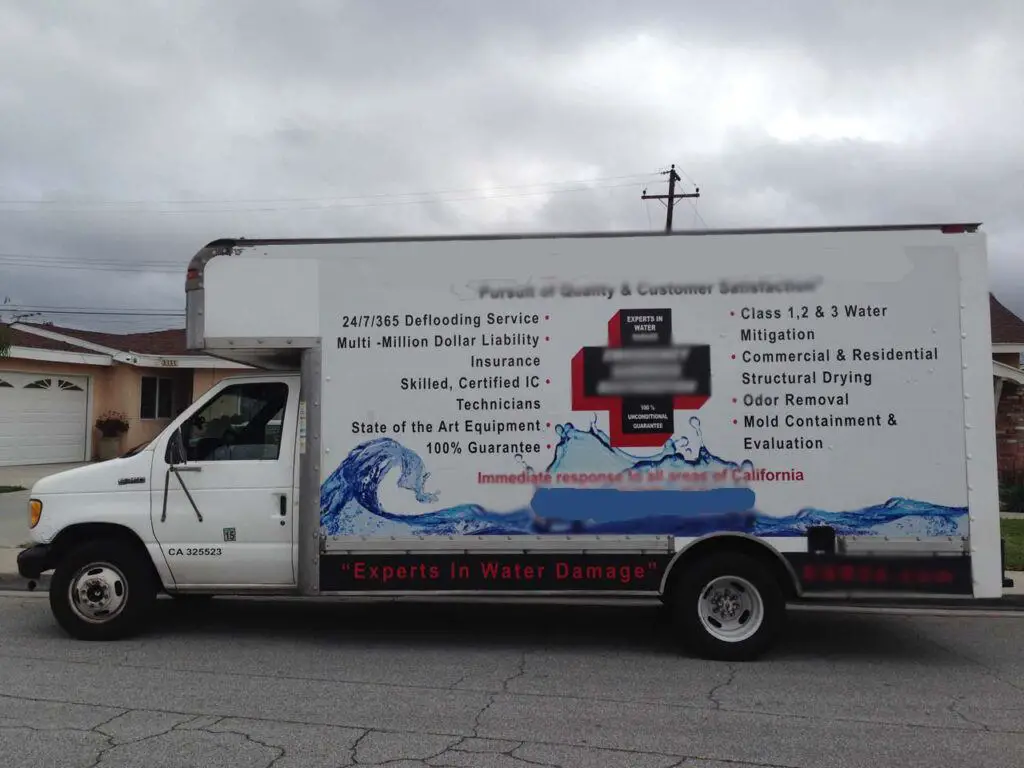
150 377 298 588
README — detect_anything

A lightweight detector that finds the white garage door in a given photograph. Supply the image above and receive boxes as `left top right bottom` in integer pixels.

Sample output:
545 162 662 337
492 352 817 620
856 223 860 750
0 372 89 467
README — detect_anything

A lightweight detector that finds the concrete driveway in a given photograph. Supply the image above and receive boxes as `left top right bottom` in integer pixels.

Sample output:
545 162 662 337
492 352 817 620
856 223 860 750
0 491 30 577
0 463 88 576
0 489 29 548
0 462 87 491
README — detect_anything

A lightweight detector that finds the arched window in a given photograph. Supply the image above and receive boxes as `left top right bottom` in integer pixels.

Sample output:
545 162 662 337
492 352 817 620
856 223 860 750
21 378 84 391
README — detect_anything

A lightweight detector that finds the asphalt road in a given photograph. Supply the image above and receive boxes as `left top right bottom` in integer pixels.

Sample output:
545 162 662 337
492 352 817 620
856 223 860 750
0 594 1022 768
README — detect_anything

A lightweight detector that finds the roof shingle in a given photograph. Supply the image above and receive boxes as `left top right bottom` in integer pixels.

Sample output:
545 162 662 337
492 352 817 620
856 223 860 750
2 325 86 353
3 323 191 356
990 294 1024 345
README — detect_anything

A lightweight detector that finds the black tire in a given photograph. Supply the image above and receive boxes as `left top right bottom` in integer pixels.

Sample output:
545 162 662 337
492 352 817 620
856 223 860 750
668 551 785 661
49 539 157 641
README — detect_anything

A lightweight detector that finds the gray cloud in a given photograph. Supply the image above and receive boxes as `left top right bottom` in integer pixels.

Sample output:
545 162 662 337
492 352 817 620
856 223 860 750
0 0 1021 331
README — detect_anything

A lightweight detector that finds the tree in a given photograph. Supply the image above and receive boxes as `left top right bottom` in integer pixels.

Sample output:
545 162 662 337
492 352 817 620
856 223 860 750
0 297 11 357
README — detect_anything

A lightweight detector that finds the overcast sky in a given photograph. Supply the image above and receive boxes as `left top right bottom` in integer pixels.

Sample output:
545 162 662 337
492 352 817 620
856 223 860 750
0 0 1021 332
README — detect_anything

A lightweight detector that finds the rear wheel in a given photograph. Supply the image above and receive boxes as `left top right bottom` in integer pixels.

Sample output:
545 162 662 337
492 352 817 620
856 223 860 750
668 551 785 661
49 540 157 641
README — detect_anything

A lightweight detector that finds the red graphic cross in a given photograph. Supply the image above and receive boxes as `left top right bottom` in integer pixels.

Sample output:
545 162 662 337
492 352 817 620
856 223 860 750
570 310 710 448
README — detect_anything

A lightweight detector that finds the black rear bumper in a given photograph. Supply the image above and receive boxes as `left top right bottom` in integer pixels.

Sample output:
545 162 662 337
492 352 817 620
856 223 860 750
17 544 53 579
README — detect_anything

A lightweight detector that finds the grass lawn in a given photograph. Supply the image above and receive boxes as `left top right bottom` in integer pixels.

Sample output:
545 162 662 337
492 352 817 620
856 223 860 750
0 485 25 494
1003 518 1024 572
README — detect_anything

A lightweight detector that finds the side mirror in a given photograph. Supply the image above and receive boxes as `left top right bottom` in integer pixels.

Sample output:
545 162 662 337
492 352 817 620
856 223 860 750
165 428 188 466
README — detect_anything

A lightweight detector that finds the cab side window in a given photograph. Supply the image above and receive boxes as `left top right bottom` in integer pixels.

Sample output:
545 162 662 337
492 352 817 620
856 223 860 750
180 382 288 462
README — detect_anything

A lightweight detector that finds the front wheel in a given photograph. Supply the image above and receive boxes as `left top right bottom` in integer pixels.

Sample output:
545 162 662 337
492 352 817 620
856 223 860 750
49 540 157 641
668 552 785 661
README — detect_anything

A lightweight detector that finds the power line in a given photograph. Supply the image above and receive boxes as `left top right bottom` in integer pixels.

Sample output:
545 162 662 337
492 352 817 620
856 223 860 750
0 256 183 273
3 305 184 317
0 176 658 215
687 199 709 228
0 172 657 206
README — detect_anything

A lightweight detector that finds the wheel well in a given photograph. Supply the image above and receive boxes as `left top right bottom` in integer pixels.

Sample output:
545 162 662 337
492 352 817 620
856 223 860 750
662 535 799 600
49 523 164 587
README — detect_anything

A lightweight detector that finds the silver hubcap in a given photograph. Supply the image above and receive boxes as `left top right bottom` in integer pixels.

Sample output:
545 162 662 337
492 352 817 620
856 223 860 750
698 575 763 643
68 562 128 624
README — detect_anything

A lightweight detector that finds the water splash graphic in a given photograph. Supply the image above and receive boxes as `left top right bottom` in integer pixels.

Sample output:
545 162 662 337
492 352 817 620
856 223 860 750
320 417 967 537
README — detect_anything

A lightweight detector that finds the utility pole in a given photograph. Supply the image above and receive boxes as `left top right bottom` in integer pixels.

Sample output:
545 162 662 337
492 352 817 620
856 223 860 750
641 164 700 232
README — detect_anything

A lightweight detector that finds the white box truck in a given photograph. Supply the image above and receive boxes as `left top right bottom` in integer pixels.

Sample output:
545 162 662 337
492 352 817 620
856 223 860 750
18 223 1003 660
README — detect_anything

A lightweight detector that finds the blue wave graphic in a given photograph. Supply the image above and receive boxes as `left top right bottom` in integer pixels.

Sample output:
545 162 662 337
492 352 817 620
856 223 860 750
320 416 967 537
752 497 968 538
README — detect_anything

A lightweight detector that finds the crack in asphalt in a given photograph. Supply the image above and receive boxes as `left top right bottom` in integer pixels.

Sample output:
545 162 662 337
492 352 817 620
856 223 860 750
174 714 226 731
348 731 464 766
2 676 1022 768
898 617 1024 695
73 709 132 768
470 694 498 740
203 724 288 768
3 680 1019 748
445 668 476 691
707 663 739 710
348 728 374 765
0 719 941 768
947 695 994 733
471 651 528 738
4 645 1020 738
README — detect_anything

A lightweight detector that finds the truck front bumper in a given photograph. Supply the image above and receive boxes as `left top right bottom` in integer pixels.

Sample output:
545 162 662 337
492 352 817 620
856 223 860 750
17 544 53 580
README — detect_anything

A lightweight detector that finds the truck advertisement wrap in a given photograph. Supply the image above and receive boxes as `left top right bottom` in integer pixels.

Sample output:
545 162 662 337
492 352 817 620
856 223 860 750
317 236 969 546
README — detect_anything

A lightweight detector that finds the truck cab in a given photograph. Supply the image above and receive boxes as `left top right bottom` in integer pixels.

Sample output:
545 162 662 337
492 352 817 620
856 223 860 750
18 372 301 640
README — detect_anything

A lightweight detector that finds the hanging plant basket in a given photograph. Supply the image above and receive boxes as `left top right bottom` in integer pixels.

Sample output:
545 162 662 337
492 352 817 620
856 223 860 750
95 411 130 438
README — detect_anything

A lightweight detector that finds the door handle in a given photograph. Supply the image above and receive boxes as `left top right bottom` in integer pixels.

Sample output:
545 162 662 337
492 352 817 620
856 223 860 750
276 493 288 526
172 465 202 473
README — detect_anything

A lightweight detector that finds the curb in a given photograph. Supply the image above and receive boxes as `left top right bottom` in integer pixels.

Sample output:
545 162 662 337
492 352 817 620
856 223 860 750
0 573 49 592
795 596 1024 611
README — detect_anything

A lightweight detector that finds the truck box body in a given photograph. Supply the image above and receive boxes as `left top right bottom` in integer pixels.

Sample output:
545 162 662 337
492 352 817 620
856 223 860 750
18 223 1002 657
185 224 1000 598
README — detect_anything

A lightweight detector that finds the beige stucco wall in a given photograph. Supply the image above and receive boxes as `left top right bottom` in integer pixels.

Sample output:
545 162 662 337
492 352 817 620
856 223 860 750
192 368 240 398
0 358 108 381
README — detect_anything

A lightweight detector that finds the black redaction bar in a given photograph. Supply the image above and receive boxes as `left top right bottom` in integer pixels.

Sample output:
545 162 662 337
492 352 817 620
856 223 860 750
785 554 974 595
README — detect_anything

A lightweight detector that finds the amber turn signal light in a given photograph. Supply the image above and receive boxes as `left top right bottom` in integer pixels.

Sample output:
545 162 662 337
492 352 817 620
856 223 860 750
29 499 42 529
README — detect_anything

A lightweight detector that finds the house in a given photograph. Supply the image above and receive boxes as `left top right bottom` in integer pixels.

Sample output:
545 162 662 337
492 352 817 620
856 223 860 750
991 294 1024 480
0 322 248 466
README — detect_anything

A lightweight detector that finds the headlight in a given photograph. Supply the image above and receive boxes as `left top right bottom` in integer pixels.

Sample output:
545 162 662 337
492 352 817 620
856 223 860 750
29 499 42 529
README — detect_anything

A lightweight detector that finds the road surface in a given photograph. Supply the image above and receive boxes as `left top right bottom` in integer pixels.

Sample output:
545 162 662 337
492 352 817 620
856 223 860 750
0 594 1022 768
